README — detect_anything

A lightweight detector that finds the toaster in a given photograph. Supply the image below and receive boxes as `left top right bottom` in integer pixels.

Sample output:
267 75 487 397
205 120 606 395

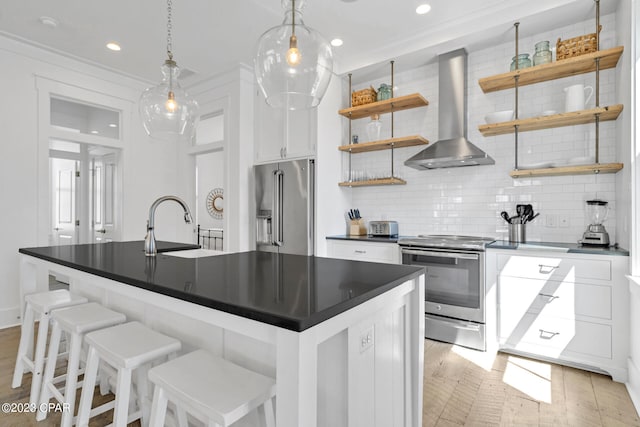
369 221 399 237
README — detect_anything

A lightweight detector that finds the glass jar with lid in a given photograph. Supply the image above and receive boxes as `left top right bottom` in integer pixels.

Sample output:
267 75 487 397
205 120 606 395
532 41 552 66
377 84 392 101
510 53 531 71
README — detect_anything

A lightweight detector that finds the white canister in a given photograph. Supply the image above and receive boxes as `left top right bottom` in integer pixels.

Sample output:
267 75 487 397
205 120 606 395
564 84 594 112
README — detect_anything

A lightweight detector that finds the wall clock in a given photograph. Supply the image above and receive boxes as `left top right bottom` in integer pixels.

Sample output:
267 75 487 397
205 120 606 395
206 188 223 219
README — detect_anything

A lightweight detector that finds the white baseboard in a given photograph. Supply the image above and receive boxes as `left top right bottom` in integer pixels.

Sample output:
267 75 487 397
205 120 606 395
627 358 640 413
0 306 20 329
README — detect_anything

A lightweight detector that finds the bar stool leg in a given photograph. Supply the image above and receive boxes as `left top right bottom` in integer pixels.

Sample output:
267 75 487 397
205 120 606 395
12 304 35 388
148 386 168 427
260 397 275 427
135 364 151 424
29 311 52 405
113 367 132 426
59 332 83 427
175 405 189 427
36 322 62 421
76 346 100 427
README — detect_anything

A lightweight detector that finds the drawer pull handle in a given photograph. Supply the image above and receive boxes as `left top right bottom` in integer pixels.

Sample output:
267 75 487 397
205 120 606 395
538 264 559 274
538 293 559 302
354 250 367 254
539 329 560 339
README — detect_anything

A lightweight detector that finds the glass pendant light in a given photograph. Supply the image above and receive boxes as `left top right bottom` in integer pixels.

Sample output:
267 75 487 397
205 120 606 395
254 0 333 110
140 0 198 141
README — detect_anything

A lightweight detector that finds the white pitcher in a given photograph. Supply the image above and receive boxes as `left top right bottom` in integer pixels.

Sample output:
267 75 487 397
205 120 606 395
564 84 594 112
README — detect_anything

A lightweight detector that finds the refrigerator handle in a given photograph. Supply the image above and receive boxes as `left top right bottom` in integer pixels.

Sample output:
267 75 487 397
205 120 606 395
273 169 284 246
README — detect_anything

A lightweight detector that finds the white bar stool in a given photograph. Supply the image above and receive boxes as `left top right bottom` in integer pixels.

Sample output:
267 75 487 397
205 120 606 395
75 321 181 427
148 349 276 427
36 302 127 427
12 289 88 406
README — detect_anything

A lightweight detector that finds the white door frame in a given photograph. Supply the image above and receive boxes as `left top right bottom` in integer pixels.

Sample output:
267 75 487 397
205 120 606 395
36 76 131 246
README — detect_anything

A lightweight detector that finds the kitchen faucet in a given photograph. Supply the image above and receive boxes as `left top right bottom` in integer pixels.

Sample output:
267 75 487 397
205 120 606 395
144 195 193 256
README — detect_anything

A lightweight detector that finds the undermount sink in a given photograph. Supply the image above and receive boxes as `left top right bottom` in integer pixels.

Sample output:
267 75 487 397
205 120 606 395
162 249 226 258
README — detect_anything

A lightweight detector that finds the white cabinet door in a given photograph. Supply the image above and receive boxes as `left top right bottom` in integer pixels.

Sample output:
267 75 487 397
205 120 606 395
327 240 400 264
285 107 316 159
255 90 285 163
254 88 316 163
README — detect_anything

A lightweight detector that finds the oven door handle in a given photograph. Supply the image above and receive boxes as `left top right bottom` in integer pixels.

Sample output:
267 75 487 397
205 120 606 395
426 314 481 331
401 249 479 260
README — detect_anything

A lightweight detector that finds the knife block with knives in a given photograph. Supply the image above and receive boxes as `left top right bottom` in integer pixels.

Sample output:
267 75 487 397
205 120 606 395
347 209 367 236
349 219 367 236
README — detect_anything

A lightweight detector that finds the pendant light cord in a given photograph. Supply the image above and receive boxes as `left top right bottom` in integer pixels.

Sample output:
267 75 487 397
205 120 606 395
166 0 173 60
291 0 295 35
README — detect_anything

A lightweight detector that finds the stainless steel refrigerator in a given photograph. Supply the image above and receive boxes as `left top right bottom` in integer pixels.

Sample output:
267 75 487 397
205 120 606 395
254 158 315 255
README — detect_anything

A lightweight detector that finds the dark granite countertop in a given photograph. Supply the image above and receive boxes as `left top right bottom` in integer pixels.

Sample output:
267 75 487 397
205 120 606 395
19 241 424 332
488 240 629 256
326 235 402 243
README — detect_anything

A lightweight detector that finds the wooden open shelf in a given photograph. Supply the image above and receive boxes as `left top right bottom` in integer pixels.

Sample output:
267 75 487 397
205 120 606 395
478 46 624 93
338 177 407 187
338 93 428 120
509 163 623 178
478 105 623 136
338 135 428 153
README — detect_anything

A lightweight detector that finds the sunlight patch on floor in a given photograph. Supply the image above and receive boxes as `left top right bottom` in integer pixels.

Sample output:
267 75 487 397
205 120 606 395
451 344 497 371
502 355 552 403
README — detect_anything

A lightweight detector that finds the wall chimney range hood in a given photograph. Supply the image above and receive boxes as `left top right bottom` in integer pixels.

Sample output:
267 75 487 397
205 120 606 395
405 48 494 169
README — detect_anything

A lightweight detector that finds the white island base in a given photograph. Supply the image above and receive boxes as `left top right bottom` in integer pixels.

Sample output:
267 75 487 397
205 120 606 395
20 254 425 427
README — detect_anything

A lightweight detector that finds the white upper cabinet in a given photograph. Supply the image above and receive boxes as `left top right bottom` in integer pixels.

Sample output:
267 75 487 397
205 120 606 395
254 88 316 163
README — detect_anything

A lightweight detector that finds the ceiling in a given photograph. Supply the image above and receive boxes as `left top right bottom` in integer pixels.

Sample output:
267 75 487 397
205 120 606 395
0 0 618 86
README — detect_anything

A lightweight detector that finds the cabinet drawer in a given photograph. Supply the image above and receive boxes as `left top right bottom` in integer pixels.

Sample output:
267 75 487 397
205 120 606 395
499 277 612 326
498 254 611 281
502 313 612 359
327 241 399 264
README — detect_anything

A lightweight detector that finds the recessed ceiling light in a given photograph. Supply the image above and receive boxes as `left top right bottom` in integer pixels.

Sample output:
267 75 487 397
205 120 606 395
108 123 118 128
106 42 121 51
416 4 432 15
90 130 99 134
331 39 344 47
39 16 59 28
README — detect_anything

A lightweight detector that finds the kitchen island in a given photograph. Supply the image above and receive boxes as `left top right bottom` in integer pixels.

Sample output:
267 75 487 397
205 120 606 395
18 241 425 427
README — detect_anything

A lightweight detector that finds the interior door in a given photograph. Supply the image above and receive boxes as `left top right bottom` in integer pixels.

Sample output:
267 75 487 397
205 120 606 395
50 158 78 245
91 153 119 242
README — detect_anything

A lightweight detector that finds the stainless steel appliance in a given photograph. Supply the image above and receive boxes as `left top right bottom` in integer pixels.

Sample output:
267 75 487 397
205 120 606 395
398 235 495 351
254 159 314 255
369 221 399 237
580 199 610 247
404 49 495 169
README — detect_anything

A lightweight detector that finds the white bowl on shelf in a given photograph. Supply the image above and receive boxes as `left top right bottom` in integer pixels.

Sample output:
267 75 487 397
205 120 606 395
484 110 514 124
541 110 557 116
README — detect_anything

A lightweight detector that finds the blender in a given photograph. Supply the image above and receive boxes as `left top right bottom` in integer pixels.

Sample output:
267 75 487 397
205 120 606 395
581 199 610 246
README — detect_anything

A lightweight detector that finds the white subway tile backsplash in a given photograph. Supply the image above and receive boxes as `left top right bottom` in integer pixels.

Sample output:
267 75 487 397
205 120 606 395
344 13 619 244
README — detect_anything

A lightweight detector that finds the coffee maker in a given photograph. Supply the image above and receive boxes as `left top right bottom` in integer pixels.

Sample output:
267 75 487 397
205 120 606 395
581 199 610 246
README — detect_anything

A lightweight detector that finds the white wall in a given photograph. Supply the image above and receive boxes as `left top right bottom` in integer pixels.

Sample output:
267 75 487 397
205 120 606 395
345 14 625 246
0 36 189 327
177 66 255 253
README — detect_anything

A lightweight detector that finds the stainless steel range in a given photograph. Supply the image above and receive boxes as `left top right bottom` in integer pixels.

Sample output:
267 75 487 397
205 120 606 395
398 235 495 351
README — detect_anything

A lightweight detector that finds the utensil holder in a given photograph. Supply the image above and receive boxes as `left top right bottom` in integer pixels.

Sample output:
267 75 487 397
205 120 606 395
349 219 367 236
509 223 526 243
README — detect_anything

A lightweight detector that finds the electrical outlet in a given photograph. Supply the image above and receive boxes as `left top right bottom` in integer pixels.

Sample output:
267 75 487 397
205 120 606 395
359 326 374 353
545 214 557 228
558 215 570 228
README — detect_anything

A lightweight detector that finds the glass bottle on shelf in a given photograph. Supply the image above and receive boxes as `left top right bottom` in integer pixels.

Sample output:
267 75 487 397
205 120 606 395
510 53 531 71
367 114 382 142
532 41 552 66
377 84 392 101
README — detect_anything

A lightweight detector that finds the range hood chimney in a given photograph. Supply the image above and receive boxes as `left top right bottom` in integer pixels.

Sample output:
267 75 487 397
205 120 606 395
405 48 495 169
